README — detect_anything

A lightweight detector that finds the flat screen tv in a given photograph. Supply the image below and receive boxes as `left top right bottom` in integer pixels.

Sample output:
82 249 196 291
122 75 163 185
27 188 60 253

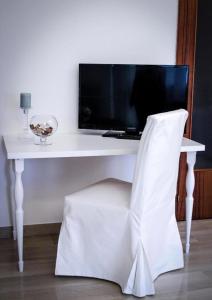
78 64 189 136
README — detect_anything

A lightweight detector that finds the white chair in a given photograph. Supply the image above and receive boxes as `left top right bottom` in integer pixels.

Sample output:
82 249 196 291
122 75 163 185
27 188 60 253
55 109 188 297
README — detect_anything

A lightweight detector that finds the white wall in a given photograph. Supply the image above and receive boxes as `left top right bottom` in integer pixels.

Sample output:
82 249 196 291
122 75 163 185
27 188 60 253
0 0 178 226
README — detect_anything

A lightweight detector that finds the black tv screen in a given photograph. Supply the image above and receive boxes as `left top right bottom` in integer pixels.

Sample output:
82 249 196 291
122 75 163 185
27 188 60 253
78 64 189 132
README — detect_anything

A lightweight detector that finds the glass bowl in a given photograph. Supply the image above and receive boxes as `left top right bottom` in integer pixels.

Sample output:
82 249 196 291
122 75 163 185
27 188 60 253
29 114 58 145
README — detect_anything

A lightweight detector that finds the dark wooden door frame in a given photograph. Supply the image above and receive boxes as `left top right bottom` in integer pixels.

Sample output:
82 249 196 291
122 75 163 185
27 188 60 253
176 0 198 220
176 0 198 137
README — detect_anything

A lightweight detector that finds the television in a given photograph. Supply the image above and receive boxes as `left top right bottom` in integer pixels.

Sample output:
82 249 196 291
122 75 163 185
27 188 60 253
78 64 189 138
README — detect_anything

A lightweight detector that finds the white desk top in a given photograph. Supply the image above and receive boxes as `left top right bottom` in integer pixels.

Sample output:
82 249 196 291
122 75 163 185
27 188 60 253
3 134 205 160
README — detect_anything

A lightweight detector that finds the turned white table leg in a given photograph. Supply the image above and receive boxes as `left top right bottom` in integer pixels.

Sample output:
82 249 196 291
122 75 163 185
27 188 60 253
14 159 24 272
185 151 196 254
9 160 16 240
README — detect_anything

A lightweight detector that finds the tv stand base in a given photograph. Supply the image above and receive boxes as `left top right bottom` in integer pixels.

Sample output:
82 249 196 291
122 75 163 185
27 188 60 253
102 130 141 140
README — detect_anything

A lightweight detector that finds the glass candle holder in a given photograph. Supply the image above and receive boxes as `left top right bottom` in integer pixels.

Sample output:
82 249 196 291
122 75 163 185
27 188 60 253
29 114 58 145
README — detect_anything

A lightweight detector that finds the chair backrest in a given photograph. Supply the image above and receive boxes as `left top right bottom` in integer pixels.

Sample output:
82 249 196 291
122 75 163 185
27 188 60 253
129 109 188 280
131 109 188 216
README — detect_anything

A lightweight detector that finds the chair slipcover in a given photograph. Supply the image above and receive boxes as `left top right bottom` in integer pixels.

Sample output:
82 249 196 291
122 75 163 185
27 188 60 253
55 109 188 297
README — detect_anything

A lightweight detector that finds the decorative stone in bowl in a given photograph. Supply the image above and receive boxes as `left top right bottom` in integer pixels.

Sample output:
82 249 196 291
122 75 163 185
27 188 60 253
30 114 58 145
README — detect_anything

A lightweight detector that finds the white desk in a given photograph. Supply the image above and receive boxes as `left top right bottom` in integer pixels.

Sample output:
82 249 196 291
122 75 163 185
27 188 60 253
3 133 205 272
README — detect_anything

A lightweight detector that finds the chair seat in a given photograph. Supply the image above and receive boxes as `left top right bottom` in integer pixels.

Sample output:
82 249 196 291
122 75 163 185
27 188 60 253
64 178 131 211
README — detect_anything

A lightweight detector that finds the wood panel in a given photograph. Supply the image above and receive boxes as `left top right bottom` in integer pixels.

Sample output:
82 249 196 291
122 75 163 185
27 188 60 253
193 169 212 219
176 168 212 221
176 153 187 221
176 0 198 220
